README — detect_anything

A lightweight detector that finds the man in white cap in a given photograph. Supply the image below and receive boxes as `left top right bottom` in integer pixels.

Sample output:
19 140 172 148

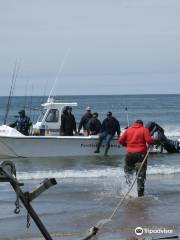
78 106 92 135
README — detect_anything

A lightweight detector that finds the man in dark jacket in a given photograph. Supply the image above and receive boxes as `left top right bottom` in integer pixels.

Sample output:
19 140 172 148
86 112 101 135
94 112 120 156
9 110 32 136
78 106 92 135
146 121 180 153
118 120 153 197
60 106 76 136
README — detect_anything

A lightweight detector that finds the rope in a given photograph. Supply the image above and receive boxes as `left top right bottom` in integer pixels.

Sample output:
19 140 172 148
81 147 151 239
107 147 151 222
12 231 180 240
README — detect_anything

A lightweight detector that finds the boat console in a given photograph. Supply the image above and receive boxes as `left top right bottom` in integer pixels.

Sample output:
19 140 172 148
33 97 78 136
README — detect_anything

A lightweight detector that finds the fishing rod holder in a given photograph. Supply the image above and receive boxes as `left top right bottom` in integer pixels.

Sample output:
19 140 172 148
0 160 57 240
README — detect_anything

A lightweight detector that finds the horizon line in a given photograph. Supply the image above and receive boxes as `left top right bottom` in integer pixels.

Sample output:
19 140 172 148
0 93 179 97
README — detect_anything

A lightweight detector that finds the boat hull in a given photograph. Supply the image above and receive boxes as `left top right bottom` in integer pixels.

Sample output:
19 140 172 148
0 135 124 158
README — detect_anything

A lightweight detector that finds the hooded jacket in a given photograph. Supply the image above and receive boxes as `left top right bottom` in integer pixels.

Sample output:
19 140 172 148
78 112 93 132
118 123 153 153
60 111 76 136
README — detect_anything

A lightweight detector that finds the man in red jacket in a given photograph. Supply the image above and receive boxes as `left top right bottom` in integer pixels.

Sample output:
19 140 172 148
118 120 153 197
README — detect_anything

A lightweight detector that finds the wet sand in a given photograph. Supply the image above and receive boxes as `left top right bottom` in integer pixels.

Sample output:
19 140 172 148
0 163 180 240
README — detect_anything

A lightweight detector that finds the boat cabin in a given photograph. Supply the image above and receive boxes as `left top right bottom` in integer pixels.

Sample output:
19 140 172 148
33 98 78 136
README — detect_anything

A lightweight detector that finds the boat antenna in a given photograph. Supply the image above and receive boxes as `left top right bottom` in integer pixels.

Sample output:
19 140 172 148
29 83 34 117
125 105 129 127
48 48 71 100
4 59 21 125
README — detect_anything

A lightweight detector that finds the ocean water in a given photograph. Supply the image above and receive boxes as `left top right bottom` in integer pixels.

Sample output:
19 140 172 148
0 95 180 240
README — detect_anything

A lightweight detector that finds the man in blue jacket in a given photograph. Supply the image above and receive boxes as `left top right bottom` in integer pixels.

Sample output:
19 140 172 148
10 110 32 135
94 111 120 156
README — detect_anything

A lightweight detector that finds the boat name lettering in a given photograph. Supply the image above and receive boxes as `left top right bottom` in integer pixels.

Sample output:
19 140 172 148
0 130 6 133
80 143 120 148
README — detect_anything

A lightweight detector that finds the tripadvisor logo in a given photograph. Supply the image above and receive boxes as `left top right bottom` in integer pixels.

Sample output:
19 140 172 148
135 227 143 236
135 226 174 236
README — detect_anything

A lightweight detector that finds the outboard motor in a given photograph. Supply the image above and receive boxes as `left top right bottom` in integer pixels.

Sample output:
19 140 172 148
146 121 180 153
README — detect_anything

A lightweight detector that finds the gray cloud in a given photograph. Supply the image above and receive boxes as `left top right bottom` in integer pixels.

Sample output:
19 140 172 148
0 0 180 95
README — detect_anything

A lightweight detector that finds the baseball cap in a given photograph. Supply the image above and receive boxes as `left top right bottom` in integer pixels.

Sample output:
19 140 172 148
93 112 98 117
107 111 112 116
135 119 143 125
18 109 25 114
85 106 91 111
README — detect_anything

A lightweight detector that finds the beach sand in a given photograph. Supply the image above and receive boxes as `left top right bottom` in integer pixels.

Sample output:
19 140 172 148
0 154 180 240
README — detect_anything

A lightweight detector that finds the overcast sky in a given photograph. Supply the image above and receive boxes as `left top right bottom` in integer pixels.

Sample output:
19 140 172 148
0 0 180 95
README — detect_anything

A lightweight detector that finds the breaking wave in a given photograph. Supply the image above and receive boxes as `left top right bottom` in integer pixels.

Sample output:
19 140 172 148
17 165 180 180
163 126 180 138
165 131 180 138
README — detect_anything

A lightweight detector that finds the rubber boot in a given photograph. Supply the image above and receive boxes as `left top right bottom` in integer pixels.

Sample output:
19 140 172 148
137 176 145 197
94 140 102 153
104 143 110 156
125 173 133 187
138 189 144 197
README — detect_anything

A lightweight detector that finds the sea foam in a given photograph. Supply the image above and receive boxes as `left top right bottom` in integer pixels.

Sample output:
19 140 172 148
17 164 180 180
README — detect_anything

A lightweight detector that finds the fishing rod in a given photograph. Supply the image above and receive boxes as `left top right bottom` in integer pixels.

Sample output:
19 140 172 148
40 79 49 104
48 48 71 100
4 62 17 124
23 79 29 111
29 83 34 118
11 60 20 98
4 60 21 125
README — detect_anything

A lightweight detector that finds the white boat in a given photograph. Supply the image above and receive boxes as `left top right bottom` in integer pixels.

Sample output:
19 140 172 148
0 98 123 158
1 97 178 158
0 125 122 158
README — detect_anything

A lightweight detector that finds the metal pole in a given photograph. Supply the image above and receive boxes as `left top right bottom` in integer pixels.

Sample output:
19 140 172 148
0 166 53 240
10 183 53 240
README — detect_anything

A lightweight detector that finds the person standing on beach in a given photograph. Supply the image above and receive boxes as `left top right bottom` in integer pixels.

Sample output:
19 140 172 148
94 111 120 156
78 106 92 135
118 120 153 197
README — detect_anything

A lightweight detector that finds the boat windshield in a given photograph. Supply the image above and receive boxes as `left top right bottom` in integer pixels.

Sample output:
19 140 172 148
37 109 47 122
45 109 59 122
